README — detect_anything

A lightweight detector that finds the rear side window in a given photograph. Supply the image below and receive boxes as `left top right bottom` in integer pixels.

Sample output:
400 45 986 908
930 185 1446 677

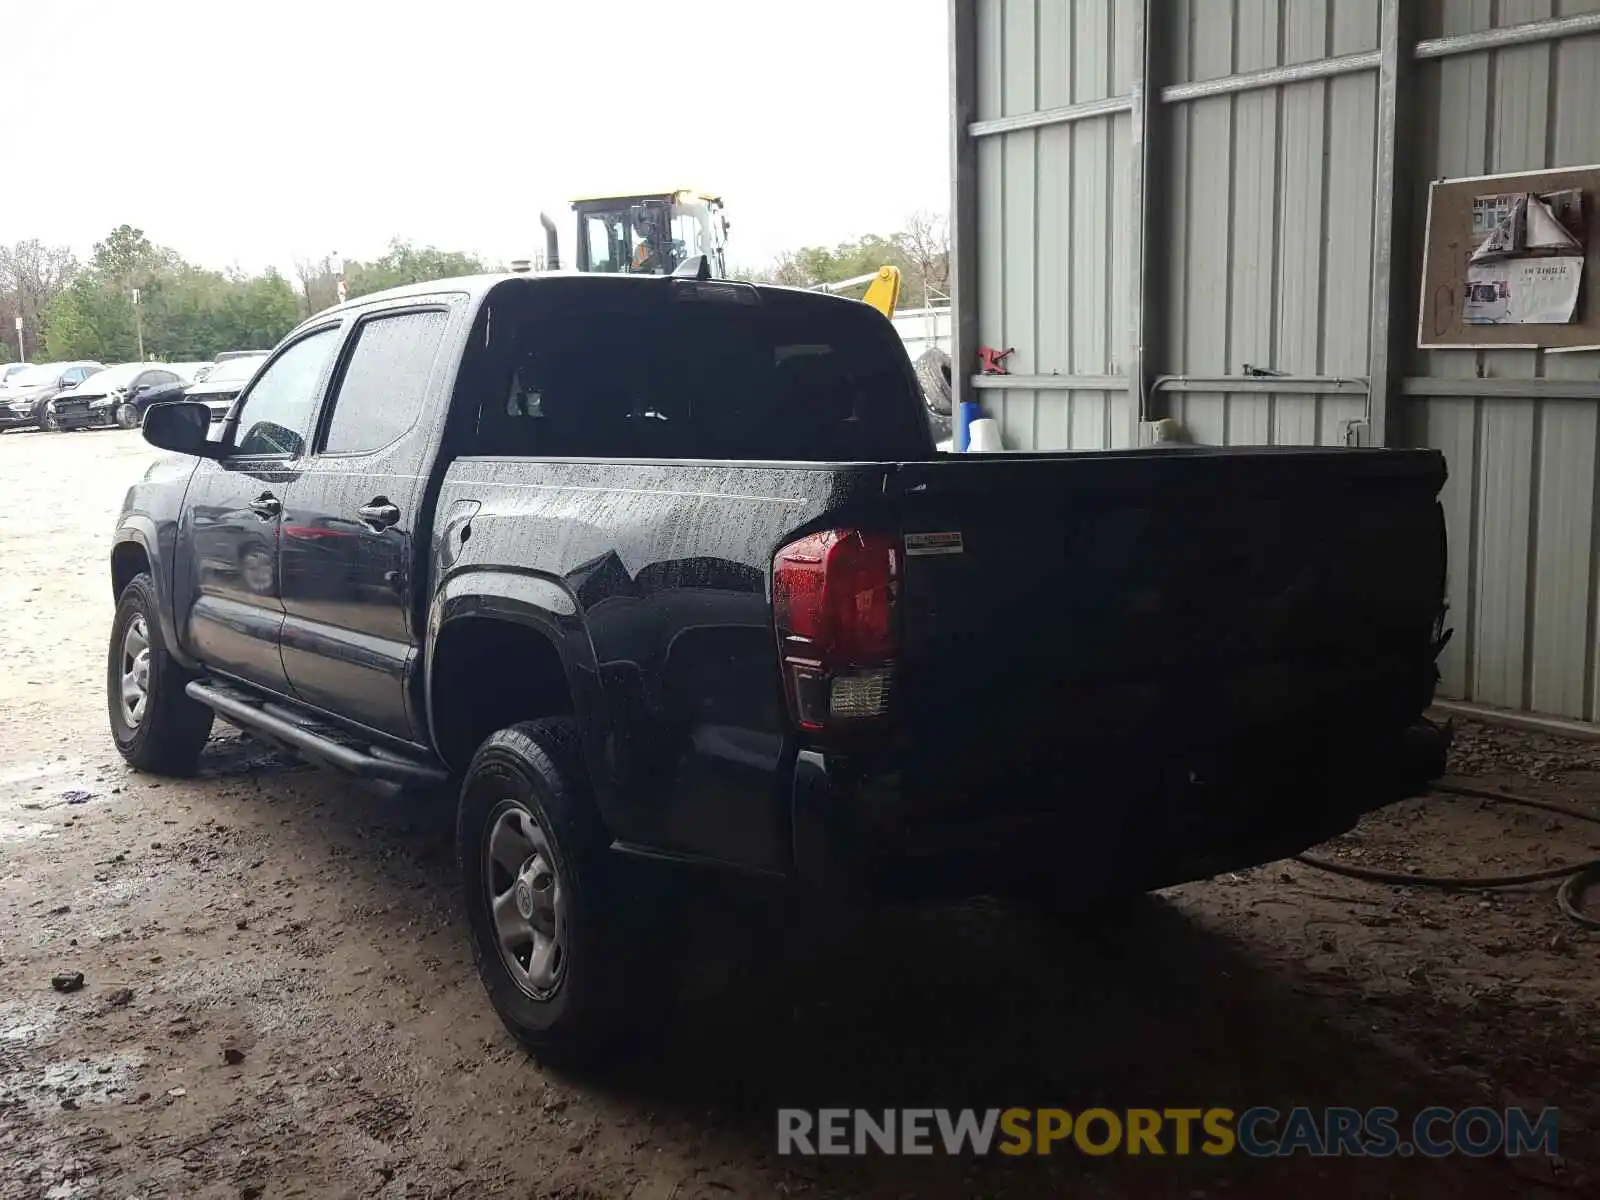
322 310 449 455
476 287 928 461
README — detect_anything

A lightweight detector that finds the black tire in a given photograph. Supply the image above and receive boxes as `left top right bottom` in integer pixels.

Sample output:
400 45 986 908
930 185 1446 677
914 347 953 440
40 402 58 432
458 719 667 1066
914 347 952 415
107 573 213 775
116 402 140 430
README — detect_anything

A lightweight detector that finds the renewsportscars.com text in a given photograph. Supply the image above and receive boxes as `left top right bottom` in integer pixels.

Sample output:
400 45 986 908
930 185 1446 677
776 1106 1559 1159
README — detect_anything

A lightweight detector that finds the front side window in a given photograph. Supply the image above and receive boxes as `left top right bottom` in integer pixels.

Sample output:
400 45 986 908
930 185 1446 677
232 328 339 457
322 310 449 455
583 206 679 274
585 215 619 273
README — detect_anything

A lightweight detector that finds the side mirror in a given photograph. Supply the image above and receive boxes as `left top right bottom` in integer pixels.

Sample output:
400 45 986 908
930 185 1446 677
143 401 225 458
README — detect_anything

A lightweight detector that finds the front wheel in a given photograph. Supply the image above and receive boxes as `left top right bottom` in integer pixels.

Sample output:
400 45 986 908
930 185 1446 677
458 719 669 1066
41 404 58 432
107 573 213 774
116 402 140 430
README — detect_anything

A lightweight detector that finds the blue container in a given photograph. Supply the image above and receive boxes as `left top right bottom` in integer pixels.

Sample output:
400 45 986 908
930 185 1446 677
954 401 982 452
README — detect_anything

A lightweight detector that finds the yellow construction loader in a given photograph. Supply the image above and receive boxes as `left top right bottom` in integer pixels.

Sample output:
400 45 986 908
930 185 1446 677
537 188 902 319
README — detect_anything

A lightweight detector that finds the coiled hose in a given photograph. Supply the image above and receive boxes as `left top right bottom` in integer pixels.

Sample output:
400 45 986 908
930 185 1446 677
1295 781 1600 929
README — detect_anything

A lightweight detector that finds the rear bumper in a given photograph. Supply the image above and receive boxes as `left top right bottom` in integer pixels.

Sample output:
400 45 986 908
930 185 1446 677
791 720 1450 901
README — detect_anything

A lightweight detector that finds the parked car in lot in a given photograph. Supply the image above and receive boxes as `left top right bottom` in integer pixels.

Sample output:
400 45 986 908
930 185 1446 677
0 361 103 431
183 352 267 422
48 363 187 431
108 271 1451 1063
166 362 210 383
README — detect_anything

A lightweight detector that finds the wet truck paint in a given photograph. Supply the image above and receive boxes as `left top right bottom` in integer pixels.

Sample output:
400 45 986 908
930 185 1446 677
116 271 1450 903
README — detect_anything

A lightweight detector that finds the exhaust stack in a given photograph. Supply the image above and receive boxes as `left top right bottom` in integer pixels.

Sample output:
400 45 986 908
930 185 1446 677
539 212 561 270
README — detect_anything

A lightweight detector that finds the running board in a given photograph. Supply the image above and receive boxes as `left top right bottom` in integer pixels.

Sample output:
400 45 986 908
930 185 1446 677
185 681 449 785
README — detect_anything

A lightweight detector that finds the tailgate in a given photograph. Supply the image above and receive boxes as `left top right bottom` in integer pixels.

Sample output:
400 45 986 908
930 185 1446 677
887 447 1446 794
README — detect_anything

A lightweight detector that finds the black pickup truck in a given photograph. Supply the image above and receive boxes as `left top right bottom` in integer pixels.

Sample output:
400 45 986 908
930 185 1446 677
108 271 1450 1059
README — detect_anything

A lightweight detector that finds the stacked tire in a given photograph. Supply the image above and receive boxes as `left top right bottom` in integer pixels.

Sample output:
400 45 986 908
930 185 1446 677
914 348 952 441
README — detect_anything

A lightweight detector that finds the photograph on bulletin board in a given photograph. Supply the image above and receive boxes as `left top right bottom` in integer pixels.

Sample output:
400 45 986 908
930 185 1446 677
1417 164 1600 350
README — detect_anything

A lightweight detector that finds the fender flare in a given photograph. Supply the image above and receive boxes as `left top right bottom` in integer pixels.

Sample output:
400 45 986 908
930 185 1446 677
111 523 197 670
425 568 610 789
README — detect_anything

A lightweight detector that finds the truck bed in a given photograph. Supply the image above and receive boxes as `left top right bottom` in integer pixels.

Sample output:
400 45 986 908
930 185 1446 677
834 444 1449 892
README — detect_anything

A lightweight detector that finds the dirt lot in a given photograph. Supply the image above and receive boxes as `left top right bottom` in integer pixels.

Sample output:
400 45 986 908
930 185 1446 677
0 426 1596 1199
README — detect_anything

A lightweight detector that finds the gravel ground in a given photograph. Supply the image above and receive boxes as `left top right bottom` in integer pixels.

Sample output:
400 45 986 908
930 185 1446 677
0 427 1596 1199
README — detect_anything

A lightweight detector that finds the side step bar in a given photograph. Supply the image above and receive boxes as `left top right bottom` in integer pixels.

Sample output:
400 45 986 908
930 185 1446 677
186 681 450 786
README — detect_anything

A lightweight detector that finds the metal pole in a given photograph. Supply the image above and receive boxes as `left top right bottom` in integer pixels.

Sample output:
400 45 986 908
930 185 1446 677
132 288 143 361
1127 0 1167 440
1365 0 1421 447
13 316 22 362
948 0 979 435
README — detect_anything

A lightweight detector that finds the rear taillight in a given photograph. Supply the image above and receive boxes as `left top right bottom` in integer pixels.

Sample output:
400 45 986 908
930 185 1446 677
773 529 899 732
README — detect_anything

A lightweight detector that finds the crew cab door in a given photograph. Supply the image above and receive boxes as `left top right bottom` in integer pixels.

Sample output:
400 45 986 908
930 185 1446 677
277 306 453 739
177 326 342 694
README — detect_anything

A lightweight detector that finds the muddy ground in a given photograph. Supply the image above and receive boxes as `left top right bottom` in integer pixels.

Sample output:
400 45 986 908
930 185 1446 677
0 426 1596 1199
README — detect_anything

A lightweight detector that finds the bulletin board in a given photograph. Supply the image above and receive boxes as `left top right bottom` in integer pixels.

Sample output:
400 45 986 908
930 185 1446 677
1417 163 1600 351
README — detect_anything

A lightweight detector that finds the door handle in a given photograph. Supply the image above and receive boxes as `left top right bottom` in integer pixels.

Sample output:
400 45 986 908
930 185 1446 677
248 493 280 519
356 500 401 530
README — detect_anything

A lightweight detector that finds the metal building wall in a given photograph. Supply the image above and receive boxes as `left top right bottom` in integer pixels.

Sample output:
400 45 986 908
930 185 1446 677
954 0 1600 724
971 0 1140 451
1157 0 1379 448
1408 0 1600 718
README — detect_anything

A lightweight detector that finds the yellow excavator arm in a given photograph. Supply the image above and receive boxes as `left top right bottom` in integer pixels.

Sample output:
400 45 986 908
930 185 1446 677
860 266 902 319
813 265 903 318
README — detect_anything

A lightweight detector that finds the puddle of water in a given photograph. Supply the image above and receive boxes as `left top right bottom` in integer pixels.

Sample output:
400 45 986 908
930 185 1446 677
0 1048 146 1116
0 758 88 788
0 758 106 822
0 999 59 1044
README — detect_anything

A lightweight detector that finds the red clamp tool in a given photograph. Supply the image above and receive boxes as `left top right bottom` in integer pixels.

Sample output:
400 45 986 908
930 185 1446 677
978 345 1014 375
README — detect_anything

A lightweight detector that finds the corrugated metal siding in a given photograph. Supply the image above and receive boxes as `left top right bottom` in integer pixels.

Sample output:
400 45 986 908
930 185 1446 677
967 0 1600 722
1159 0 1379 447
1406 0 1600 718
974 0 1138 449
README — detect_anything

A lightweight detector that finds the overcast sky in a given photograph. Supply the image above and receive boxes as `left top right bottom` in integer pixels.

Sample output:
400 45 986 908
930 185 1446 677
9 1 950 276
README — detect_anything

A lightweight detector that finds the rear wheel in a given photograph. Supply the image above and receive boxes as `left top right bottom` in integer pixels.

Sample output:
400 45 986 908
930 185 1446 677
107 573 213 775
458 719 670 1065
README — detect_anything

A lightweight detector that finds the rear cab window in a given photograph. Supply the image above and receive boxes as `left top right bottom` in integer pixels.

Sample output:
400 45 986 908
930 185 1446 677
469 281 931 462
320 309 449 455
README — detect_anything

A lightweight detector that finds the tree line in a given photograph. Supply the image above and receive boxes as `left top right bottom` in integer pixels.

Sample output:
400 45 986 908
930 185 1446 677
733 211 951 309
0 211 950 367
0 225 489 366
